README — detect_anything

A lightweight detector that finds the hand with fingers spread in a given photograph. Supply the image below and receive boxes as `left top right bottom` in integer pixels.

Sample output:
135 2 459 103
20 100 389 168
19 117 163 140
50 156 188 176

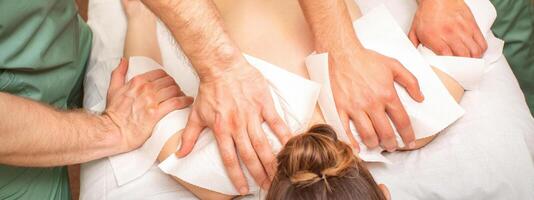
299 0 424 153
409 0 488 58
104 58 194 152
329 49 424 152
175 59 291 194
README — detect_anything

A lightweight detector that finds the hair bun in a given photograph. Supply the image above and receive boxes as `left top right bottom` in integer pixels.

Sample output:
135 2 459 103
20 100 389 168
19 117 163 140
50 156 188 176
277 124 358 188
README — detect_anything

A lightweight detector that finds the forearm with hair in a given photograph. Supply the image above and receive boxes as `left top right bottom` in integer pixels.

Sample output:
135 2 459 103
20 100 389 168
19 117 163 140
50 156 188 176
298 0 364 53
0 92 122 167
140 0 244 81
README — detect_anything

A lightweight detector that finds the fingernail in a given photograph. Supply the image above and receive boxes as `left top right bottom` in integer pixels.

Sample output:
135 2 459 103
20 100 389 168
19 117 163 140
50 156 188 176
239 187 249 195
385 143 397 152
175 147 184 158
408 142 416 149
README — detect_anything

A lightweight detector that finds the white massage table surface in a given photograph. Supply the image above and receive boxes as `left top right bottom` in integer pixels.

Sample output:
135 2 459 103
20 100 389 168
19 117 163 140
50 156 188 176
81 0 534 199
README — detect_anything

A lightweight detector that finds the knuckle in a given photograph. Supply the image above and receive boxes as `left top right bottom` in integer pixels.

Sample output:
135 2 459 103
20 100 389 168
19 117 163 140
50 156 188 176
145 92 156 100
269 115 282 126
436 46 445 53
436 45 448 54
357 94 375 110
358 100 371 110
251 138 267 151
439 48 451 55
391 59 402 66
382 133 396 141
410 75 419 85
381 90 397 102
360 132 374 141
154 69 166 74
396 119 411 130
111 69 119 76
169 85 180 93
140 83 154 92
263 159 275 170
131 77 146 86
407 76 419 88
163 76 175 83
240 150 255 163
218 107 232 117
362 100 378 111
421 29 433 37
442 25 454 34
172 98 186 107
221 152 238 165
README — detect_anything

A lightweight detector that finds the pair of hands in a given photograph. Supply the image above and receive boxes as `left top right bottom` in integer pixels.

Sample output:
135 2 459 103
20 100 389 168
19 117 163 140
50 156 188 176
331 0 488 151
104 58 286 193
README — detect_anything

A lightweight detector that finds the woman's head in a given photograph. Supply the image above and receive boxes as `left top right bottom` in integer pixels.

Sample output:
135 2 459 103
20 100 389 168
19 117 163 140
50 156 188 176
266 124 389 200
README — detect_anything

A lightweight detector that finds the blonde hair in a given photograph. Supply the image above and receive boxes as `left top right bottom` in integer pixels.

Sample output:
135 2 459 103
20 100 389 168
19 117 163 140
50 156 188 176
266 124 386 200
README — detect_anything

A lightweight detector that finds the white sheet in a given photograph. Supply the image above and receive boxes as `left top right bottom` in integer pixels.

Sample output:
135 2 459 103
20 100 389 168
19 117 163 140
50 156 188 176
81 0 534 199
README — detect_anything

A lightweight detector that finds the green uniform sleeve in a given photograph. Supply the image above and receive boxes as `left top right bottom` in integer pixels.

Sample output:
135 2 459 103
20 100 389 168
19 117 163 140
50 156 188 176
0 0 92 199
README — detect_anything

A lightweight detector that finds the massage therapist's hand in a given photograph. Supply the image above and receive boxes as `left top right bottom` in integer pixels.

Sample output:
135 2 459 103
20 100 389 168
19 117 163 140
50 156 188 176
329 48 424 152
409 0 487 58
103 58 193 152
175 59 291 193
299 0 423 153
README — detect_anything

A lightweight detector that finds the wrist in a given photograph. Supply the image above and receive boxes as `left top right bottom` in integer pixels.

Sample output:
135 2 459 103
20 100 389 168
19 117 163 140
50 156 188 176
315 38 365 55
327 47 369 76
329 45 366 64
195 43 247 82
96 113 125 155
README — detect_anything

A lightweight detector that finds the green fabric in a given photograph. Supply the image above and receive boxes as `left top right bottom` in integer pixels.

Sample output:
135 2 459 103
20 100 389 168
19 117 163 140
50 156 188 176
490 0 534 116
0 0 92 199
0 167 70 200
